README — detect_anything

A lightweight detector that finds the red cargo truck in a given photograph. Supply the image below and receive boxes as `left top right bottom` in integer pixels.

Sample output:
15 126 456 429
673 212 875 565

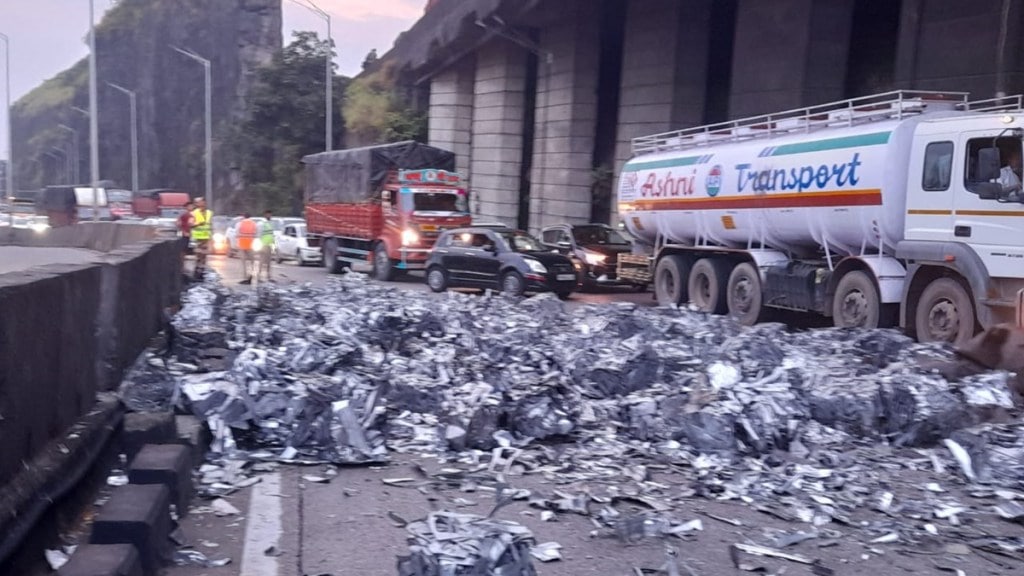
132 190 192 218
303 141 472 280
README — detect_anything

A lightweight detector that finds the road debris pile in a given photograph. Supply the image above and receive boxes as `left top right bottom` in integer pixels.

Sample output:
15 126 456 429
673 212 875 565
118 274 1024 573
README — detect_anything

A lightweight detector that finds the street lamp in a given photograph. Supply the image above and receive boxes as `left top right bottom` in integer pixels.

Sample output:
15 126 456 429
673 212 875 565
88 0 100 221
47 147 69 185
171 45 212 208
287 0 333 151
107 82 138 195
70 107 90 182
58 124 79 184
1 32 14 226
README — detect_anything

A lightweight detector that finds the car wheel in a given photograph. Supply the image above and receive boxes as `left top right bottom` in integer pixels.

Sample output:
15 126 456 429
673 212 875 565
426 266 448 293
373 243 395 281
501 271 525 297
555 289 572 300
634 283 649 293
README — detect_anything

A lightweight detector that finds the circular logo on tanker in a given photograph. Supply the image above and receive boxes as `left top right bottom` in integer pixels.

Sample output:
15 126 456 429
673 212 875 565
706 165 723 197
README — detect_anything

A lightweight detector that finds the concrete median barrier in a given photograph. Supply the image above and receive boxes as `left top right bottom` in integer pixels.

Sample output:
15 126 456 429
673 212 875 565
0 230 183 570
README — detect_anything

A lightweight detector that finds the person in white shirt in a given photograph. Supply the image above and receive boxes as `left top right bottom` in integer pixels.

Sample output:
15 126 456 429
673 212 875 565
998 148 1022 200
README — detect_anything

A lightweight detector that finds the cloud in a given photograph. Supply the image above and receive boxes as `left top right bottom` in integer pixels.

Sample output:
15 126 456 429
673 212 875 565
292 0 422 22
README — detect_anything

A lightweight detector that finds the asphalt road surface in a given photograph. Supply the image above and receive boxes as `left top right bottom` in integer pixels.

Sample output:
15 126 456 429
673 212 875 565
202 253 657 308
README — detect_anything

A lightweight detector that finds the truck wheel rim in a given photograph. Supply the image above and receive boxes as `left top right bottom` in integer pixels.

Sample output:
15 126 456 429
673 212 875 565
695 274 711 306
660 270 675 298
840 291 868 326
428 270 444 290
928 299 959 341
732 277 754 313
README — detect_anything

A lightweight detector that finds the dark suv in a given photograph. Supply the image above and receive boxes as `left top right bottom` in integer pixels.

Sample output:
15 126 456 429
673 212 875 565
425 227 578 298
541 223 643 290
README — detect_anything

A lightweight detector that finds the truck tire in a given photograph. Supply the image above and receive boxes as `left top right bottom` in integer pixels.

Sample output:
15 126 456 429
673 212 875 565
324 239 347 274
688 258 729 314
654 255 688 306
832 270 880 329
373 243 395 281
726 262 764 326
915 277 976 345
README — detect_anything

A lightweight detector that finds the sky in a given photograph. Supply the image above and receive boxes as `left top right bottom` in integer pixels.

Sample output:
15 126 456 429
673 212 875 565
0 0 424 165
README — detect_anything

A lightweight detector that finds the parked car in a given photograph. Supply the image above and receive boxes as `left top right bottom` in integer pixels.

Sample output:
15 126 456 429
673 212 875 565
425 227 577 298
470 219 512 229
271 217 305 232
540 223 646 291
210 215 232 255
275 222 323 265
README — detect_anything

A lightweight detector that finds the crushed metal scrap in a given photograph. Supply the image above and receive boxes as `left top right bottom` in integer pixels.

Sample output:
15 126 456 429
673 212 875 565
120 273 1024 572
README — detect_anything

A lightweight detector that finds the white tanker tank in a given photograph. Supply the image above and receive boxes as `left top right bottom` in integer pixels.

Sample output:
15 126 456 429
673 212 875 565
617 91 1024 345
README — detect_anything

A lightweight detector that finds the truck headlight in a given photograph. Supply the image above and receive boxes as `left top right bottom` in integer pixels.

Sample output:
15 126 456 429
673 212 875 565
401 228 419 246
584 251 607 266
526 258 547 274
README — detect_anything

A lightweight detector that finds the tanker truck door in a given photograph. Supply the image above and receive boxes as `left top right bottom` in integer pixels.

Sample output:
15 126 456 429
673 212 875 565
954 132 1024 276
906 139 956 242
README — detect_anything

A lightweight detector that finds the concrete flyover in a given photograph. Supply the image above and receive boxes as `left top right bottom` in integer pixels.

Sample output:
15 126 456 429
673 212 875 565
385 0 1024 232
0 222 183 571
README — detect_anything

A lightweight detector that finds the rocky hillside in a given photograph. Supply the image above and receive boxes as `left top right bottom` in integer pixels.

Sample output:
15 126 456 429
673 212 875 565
11 0 281 211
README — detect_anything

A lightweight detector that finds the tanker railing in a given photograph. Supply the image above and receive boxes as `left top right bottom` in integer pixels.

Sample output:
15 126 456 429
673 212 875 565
632 90 971 156
958 94 1024 112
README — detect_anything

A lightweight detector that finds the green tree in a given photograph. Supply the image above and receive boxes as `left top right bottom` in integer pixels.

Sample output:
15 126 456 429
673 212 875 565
343 61 426 147
229 31 349 215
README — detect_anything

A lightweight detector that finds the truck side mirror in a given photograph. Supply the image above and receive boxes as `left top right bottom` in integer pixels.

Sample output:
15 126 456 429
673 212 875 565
977 147 1001 181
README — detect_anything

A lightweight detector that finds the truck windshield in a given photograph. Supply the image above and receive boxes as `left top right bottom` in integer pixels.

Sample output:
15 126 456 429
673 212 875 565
411 191 468 213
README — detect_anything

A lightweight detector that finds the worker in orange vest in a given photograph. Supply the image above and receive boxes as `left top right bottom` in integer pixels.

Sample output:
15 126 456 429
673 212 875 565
237 213 258 284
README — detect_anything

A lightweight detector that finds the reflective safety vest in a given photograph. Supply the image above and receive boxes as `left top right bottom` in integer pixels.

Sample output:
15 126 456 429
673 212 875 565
192 209 213 240
259 221 275 246
237 218 258 251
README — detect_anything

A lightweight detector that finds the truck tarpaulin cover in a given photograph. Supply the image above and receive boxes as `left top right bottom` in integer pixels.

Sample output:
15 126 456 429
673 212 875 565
302 141 456 204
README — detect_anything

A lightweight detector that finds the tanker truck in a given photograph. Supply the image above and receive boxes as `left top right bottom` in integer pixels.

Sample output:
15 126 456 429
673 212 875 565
617 90 1024 345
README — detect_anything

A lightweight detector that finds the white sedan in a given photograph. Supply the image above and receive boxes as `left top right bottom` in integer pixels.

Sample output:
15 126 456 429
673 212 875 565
275 222 322 265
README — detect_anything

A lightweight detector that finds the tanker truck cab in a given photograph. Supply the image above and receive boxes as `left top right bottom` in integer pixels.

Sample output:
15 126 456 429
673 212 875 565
621 90 1024 345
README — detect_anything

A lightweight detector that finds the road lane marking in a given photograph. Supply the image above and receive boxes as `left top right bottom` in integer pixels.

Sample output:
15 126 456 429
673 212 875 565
240 472 283 576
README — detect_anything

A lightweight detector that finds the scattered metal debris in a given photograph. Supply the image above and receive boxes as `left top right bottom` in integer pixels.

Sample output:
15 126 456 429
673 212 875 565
172 549 231 567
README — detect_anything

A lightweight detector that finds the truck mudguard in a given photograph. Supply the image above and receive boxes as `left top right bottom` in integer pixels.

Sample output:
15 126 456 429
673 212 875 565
895 240 994 325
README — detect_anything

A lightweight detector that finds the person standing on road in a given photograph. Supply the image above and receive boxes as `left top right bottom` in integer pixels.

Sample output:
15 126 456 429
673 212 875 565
237 213 258 285
176 201 195 276
191 198 213 280
257 210 276 283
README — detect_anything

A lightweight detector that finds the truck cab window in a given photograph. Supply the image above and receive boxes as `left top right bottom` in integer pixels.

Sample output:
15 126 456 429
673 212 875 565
922 141 953 191
965 136 1023 201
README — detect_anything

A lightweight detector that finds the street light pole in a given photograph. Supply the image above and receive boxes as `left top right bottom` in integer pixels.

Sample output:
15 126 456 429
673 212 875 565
70 107 90 183
287 0 333 151
1 32 14 226
107 82 138 195
48 147 69 184
88 0 99 221
58 124 79 184
171 46 212 208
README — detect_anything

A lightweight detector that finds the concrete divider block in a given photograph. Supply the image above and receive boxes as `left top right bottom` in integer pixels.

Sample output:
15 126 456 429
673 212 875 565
128 444 193 516
122 412 176 462
57 543 142 576
175 415 211 467
89 484 171 575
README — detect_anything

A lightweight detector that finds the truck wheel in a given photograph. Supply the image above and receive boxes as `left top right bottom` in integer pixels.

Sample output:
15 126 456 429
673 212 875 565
426 266 448 293
501 271 525 297
832 270 880 328
324 239 347 274
654 255 688 306
726 262 764 326
915 277 976 345
688 258 729 314
373 243 395 281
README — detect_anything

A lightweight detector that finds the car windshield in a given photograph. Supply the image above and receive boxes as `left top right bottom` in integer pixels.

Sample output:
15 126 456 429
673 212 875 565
572 225 629 245
498 231 545 253
412 191 468 213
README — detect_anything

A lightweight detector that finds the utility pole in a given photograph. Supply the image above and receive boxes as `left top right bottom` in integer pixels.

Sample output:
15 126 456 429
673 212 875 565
107 82 138 195
1 32 13 225
171 46 212 208
58 124 79 184
88 0 100 220
70 106 90 183
47 148 69 184
287 0 333 151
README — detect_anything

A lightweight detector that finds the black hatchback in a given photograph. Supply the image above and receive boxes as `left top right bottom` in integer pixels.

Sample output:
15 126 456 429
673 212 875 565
425 227 578 298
